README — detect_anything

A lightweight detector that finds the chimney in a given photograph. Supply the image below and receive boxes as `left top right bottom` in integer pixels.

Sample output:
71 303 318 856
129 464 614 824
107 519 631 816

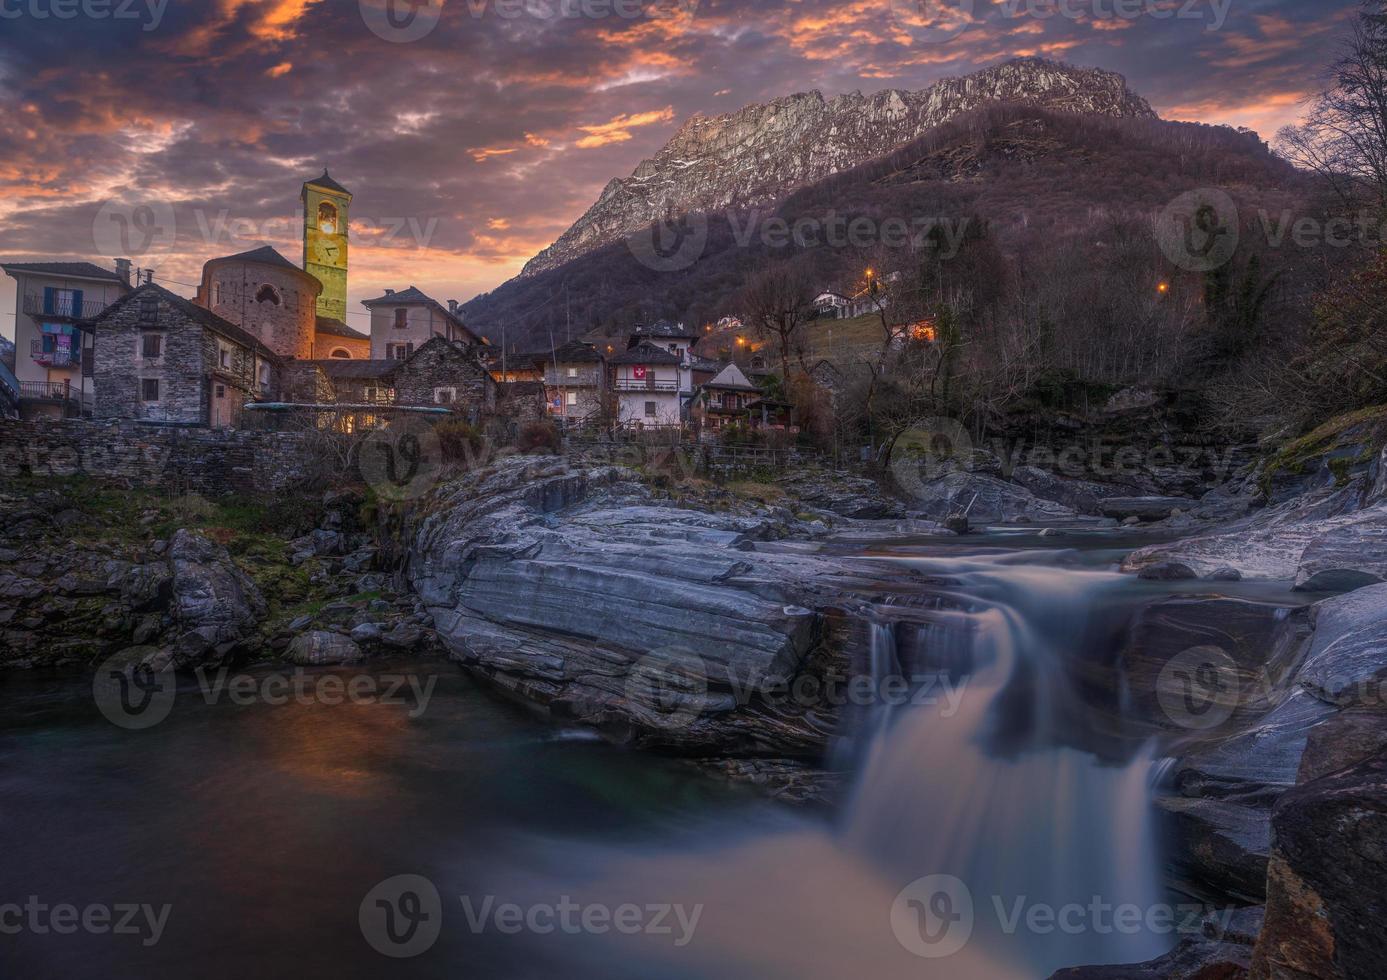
114 258 132 286
384 288 395 296
447 299 459 315
143 269 154 286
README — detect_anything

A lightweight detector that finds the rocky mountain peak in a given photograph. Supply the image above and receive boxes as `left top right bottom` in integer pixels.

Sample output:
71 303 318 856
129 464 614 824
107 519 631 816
519 57 1156 277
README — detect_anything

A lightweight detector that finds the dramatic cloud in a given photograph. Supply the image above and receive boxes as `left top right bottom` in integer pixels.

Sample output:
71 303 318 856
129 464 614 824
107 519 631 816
0 0 1360 337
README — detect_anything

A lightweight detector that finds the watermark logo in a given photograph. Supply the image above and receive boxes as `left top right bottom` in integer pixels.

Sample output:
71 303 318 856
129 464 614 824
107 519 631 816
1157 189 1240 272
360 0 445 42
1156 645 1240 730
623 648 709 730
888 417 973 501
92 199 177 258
92 654 177 730
0 0 169 31
888 0 975 44
0 898 172 946
360 874 443 958
891 874 975 958
360 418 444 502
626 212 708 272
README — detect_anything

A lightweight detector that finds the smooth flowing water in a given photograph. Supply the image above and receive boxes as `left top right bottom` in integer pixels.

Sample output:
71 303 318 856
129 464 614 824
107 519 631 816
0 532 1301 978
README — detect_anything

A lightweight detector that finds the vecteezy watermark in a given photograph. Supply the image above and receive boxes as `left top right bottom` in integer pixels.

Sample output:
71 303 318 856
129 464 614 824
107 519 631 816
891 877 1232 959
0 897 172 947
360 0 446 42
626 209 972 272
1157 188 1241 273
359 875 702 957
1156 645 1240 731
623 648 711 730
887 0 976 45
889 418 975 501
92 198 178 259
93 655 439 731
0 0 169 31
360 418 444 502
626 212 709 273
360 875 444 958
193 208 442 252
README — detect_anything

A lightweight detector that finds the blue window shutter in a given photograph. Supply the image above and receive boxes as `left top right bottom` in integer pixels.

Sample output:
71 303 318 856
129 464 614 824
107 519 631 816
71 289 83 316
43 287 55 314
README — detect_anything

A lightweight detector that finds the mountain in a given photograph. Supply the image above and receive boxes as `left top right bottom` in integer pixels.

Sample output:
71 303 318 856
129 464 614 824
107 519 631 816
519 58 1156 277
463 103 1304 351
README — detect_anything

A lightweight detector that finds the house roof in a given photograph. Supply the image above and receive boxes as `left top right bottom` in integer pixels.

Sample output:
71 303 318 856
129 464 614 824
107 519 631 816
204 246 318 285
93 283 282 363
609 341 682 366
309 359 398 380
704 363 760 391
1 261 125 283
315 316 368 340
303 169 352 198
546 340 603 364
632 319 693 339
688 354 722 373
361 286 481 345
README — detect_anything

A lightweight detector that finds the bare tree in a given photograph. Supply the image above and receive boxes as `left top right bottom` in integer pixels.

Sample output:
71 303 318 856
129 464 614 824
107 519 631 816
737 259 817 381
1278 2 1387 212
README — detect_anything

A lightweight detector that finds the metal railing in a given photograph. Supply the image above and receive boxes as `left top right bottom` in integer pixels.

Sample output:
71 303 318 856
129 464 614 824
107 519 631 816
30 339 81 367
22 293 112 320
612 378 679 392
20 381 83 401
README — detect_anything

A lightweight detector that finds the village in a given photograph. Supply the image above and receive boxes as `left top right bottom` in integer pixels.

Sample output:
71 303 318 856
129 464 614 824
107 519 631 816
0 171 905 452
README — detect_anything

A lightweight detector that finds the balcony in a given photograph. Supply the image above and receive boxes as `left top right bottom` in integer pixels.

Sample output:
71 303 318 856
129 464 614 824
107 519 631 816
23 293 112 321
20 381 88 403
613 378 679 393
30 339 82 368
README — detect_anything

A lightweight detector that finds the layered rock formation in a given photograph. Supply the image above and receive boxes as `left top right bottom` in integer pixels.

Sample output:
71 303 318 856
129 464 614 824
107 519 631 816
521 58 1156 276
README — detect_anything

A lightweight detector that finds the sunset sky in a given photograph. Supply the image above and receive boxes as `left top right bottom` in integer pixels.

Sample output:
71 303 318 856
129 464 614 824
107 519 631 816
0 0 1360 339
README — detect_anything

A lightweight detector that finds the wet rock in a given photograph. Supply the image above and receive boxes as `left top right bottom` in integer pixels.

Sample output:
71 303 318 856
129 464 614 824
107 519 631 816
1208 567 1243 582
1100 496 1195 522
381 623 425 650
168 529 266 647
1051 936 1252 979
119 563 172 612
288 630 364 666
350 623 383 644
907 471 1080 524
1252 753 1387 980
1010 465 1131 515
1138 561 1199 581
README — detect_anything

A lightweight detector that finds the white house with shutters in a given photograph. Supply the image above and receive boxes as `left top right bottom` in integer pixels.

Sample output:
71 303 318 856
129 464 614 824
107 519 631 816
609 341 686 426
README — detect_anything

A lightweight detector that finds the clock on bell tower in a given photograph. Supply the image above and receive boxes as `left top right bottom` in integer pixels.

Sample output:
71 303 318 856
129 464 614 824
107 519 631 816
301 169 352 323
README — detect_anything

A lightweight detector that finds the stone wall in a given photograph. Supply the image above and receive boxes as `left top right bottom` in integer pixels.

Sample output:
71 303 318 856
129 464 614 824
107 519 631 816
197 259 319 360
0 418 315 495
280 362 335 404
392 338 496 419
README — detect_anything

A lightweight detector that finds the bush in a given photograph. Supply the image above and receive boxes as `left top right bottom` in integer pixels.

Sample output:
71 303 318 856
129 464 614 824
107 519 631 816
436 419 485 464
515 421 562 454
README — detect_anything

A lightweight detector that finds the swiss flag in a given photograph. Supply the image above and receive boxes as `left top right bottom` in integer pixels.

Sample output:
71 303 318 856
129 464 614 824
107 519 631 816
632 366 647 380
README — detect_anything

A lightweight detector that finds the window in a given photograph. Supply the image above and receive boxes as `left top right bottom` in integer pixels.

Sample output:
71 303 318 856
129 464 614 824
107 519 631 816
644 401 657 418
255 284 281 306
566 391 577 407
142 334 162 358
318 201 338 235
434 387 456 405
259 364 271 388
566 366 578 378
214 283 221 306
215 384 226 398
388 343 414 361
330 348 351 359
141 379 159 402
393 308 408 329
219 346 231 369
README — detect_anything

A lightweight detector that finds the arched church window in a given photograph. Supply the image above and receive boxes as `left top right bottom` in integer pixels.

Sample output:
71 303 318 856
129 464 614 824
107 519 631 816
255 284 281 306
330 348 352 359
318 201 338 235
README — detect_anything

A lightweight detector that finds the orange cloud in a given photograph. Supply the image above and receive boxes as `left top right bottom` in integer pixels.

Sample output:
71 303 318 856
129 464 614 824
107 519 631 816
574 107 676 148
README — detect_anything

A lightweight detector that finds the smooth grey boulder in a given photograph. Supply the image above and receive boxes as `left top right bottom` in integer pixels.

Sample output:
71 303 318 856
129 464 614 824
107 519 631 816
167 529 265 647
905 471 1080 524
288 630 364 666
1010 465 1131 515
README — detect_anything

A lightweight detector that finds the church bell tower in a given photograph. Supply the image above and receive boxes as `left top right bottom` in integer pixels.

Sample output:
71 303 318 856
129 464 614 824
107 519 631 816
301 170 351 322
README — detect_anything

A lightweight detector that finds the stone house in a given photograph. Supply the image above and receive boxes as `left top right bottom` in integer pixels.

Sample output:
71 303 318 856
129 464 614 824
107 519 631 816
610 342 684 427
691 362 763 432
1 259 132 419
362 286 480 361
540 340 605 423
387 336 497 420
195 245 323 361
91 283 280 428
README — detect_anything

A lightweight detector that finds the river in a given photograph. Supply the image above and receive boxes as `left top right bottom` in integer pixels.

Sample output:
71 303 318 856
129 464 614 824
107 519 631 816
0 530 1314 978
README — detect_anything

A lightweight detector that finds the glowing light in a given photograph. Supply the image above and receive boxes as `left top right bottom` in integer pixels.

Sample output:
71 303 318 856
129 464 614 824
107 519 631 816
1157 282 1170 294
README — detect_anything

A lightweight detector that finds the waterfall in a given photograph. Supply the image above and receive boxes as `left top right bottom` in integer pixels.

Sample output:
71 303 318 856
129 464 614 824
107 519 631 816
843 556 1170 975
